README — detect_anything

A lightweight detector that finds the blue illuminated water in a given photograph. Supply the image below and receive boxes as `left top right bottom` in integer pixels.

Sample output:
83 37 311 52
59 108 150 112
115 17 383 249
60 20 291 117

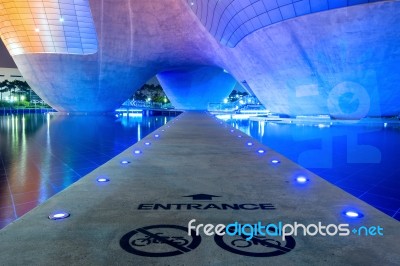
0 113 175 228
227 119 400 221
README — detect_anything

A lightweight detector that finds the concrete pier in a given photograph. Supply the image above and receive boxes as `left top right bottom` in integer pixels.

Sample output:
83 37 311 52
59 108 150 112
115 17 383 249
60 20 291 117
0 112 398 265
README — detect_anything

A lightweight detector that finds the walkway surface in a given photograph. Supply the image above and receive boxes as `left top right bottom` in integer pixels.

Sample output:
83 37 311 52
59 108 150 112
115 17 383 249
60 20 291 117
0 112 398 265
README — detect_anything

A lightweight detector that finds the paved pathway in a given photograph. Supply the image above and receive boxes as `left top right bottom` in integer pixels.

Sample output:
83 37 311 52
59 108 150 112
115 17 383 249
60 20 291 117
0 112 398 265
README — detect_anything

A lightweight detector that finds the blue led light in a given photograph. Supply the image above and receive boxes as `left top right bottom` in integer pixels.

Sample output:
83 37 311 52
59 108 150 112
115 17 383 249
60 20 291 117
97 177 110 182
230 129 235 133
257 149 265 154
271 159 280 164
120 160 130 164
154 134 160 138
238 135 242 138
161 129 165 132
48 212 70 220
296 176 308 183
134 150 142 154
144 142 151 146
247 142 253 146
344 210 364 218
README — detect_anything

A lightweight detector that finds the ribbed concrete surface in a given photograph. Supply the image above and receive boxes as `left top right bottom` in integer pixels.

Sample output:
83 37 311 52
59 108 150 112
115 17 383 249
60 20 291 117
0 112 398 265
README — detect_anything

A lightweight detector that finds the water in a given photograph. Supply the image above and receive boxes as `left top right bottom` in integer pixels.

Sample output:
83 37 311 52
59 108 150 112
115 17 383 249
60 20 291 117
227 119 400 221
0 113 174 229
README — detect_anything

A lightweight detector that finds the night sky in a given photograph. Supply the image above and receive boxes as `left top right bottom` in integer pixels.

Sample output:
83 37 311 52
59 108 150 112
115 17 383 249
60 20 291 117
0 38 16 68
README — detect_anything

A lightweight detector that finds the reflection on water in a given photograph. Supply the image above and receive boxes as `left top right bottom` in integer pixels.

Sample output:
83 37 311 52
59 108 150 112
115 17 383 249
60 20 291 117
228 119 400 221
0 113 173 228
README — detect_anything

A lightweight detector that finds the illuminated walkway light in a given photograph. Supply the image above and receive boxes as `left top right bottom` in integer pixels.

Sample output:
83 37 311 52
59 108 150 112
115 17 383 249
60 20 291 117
144 142 151 146
271 159 280 164
257 149 265 154
48 212 70 220
154 134 160 138
120 160 130 164
247 142 253 146
134 150 142 154
344 210 364 218
97 177 110 183
296 176 308 183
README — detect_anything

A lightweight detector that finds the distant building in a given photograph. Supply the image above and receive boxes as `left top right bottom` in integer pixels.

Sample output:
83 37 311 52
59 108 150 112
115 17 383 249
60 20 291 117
0 67 24 101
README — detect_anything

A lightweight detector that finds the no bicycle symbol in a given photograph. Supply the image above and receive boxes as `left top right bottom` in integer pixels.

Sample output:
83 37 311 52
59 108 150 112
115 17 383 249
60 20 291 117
214 227 296 257
120 224 296 258
120 225 201 257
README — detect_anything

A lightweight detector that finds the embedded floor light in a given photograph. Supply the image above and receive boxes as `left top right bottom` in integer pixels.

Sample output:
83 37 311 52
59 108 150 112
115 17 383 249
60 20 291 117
134 149 142 154
296 176 308 183
154 134 160 138
247 142 253 146
344 210 364 218
120 160 130 164
271 159 280 164
97 177 110 182
257 149 265 154
48 212 70 220
230 129 235 133
144 142 151 146
238 135 242 138
161 129 165 132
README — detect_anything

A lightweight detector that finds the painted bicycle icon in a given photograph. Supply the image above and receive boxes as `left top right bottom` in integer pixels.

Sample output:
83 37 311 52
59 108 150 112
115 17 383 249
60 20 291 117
131 232 189 247
231 235 292 252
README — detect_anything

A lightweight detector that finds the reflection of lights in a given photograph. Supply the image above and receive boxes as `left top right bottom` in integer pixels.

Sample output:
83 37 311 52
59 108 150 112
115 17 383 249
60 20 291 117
344 210 364 218
296 176 308 183
97 177 110 182
271 159 280 164
48 212 70 220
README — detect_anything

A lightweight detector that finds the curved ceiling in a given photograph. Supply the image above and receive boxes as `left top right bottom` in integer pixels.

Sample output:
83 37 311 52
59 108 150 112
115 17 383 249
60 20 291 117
186 0 385 47
0 0 97 56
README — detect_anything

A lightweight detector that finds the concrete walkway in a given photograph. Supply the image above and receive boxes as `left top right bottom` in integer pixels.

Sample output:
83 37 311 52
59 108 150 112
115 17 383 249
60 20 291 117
0 112 398 265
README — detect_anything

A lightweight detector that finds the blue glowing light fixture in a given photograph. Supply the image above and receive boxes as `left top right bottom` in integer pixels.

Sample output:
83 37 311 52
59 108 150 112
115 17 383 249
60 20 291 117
257 149 265 154
97 177 110 182
144 142 151 146
161 129 165 132
247 142 253 146
238 135 242 138
296 176 308 183
271 159 280 164
154 134 160 138
134 150 142 154
344 210 364 218
48 212 70 220
230 129 235 133
120 160 130 164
